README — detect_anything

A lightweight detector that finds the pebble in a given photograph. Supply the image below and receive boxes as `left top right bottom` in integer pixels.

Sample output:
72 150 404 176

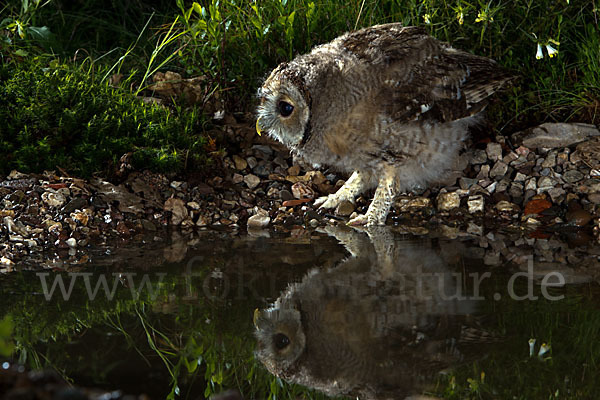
467 195 485 213
566 208 592 227
232 155 248 170
291 182 314 199
164 198 188 225
335 200 355 216
66 238 77 248
436 192 460 211
486 142 503 162
41 192 66 207
489 161 508 179
563 170 584 183
247 213 270 229
244 174 261 189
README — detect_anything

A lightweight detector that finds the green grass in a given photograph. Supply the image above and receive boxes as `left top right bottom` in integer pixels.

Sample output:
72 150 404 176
1 0 599 175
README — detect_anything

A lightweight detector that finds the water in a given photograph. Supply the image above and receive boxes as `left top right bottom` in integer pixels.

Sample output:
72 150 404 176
1 226 599 399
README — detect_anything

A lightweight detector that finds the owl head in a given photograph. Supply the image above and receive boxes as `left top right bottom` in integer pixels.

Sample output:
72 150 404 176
256 62 312 150
254 303 306 377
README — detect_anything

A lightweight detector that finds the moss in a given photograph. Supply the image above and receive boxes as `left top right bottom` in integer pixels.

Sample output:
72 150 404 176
0 60 209 177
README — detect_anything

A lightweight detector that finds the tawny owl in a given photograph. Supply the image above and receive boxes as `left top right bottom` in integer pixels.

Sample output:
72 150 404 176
254 226 499 399
256 23 512 226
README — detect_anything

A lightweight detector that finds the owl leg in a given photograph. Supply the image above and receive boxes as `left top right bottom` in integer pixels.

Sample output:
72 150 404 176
314 170 370 209
348 166 397 226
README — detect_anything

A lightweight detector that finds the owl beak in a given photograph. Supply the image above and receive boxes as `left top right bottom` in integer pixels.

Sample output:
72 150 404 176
256 118 263 136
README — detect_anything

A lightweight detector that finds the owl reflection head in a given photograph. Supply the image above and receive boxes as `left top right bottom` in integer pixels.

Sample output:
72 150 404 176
254 305 306 376
256 63 311 150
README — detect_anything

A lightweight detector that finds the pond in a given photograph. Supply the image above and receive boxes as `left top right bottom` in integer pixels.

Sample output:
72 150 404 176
1 225 600 399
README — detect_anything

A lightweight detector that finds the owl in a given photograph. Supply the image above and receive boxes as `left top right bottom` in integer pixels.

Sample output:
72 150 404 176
256 23 513 226
254 226 498 399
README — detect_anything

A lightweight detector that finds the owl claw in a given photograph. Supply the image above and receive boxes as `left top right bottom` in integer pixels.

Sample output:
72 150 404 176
347 214 369 226
314 195 342 209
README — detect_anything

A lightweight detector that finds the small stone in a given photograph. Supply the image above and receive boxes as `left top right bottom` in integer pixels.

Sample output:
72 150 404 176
542 152 557 168
253 164 273 178
196 215 211 226
232 173 244 184
467 195 485 213
486 142 503 162
496 200 520 213
61 198 87 213
309 218 319 228
525 178 537 191
246 156 258 169
537 176 556 192
287 165 301 176
548 187 566 203
170 181 185 190
476 165 490 180
279 189 294 201
66 238 77 248
232 155 248 170
436 192 460 211
470 149 488 164
247 213 270 229
70 212 89 226
586 193 600 204
335 200 355 216
41 192 66 207
459 177 478 190
395 196 431 212
244 174 261 189
563 170 584 183
187 201 201 210
566 208 592 227
291 182 314 199
514 172 527 182
489 161 508 179
509 182 524 198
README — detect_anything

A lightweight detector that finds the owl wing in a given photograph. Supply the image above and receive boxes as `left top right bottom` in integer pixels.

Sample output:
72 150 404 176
341 23 513 124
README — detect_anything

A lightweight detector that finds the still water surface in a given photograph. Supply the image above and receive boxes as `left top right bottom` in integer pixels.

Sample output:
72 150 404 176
1 226 600 399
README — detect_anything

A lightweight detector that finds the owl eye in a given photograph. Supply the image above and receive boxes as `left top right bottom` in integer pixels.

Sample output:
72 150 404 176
278 101 294 117
273 333 290 350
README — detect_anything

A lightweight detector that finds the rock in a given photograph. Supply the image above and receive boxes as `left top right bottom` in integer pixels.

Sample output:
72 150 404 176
232 155 248 170
563 170 584 183
232 173 244 184
247 213 270 229
287 165 301 176
525 178 537 191
196 215 211 226
489 161 508 179
436 192 460 211
291 182 314 199
70 212 89 226
470 149 488 164
395 196 431 212
537 176 556 192
66 238 77 248
459 177 478 190
486 142 503 162
476 165 490 180
524 198 552 215
246 156 258 169
141 219 157 231
335 200 355 216
279 189 294 201
164 198 188 225
588 193 600 204
467 195 485 213
41 192 66 208
548 187 566 203
541 152 557 168
514 172 527 182
244 174 261 189
496 200 520 213
521 123 600 149
566 208 592 227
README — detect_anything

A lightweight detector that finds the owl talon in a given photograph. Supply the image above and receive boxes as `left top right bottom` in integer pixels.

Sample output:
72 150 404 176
315 195 343 209
347 214 369 226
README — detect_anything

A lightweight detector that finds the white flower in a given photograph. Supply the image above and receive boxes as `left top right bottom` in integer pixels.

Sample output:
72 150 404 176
538 342 551 357
536 44 544 59
546 44 558 58
423 14 432 24
528 338 536 357
457 11 464 25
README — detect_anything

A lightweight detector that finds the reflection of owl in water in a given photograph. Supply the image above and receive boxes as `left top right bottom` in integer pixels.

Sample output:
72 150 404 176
255 226 499 399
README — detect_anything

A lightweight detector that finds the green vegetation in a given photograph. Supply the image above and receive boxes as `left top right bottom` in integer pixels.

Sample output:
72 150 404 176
2 0 599 175
0 61 208 176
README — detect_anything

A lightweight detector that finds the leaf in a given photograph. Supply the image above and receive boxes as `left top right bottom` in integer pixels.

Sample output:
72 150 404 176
26 26 52 42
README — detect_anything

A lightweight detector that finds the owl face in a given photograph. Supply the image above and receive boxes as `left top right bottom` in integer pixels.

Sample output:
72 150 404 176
254 305 306 376
256 65 311 150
